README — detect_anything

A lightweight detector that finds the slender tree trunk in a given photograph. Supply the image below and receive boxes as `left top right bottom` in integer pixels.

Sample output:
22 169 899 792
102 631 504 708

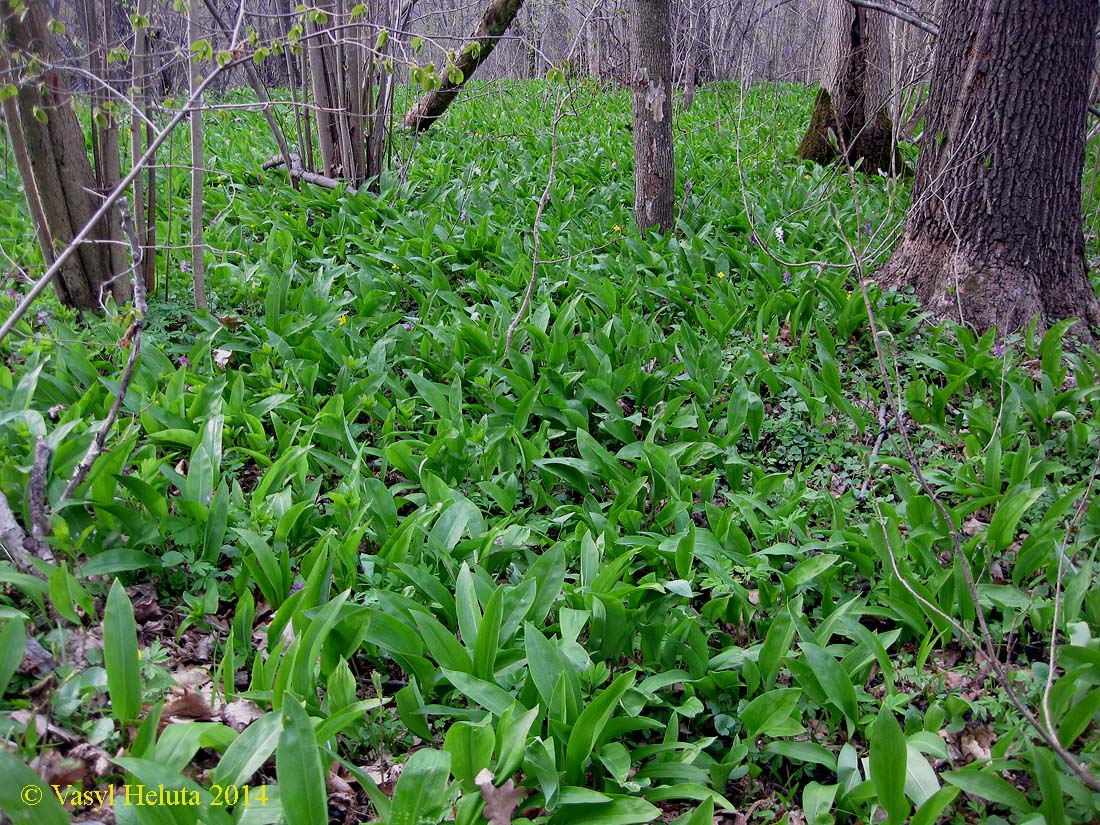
188 0 206 307
402 0 527 132
3 0 126 308
631 0 674 233
130 0 155 290
200 0 298 189
798 0 897 173
305 5 338 174
682 0 701 108
877 0 1100 337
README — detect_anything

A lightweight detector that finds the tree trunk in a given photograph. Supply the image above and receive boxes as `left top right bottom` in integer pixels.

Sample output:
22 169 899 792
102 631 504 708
798 0 897 173
681 0 700 108
402 0 527 132
877 0 1100 338
188 0 206 307
3 0 127 308
631 0 674 233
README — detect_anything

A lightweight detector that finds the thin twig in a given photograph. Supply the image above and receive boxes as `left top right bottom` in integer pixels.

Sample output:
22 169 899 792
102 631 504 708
0 48 254 347
856 402 890 499
61 198 146 503
833 135 1100 790
503 91 566 354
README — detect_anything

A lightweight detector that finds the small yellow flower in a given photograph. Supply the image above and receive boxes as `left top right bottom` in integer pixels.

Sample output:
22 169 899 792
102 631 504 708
717 271 726 279
338 315 347 326
391 263 399 270
613 224 622 232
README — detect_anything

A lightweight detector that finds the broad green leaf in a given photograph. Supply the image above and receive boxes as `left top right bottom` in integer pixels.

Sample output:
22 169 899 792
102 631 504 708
904 743 940 807
565 671 635 784
213 711 283 787
910 786 960 825
988 486 1044 553
104 578 142 727
444 720 494 789
675 798 714 825
276 696 327 825
799 642 859 725
759 612 795 689
456 563 482 648
0 618 26 697
441 668 518 716
496 702 541 780
473 586 504 680
742 688 802 739
869 707 908 823
389 749 451 825
787 553 840 587
802 782 837 825
0 749 70 824
942 768 1029 811
1032 745 1065 825
550 795 660 824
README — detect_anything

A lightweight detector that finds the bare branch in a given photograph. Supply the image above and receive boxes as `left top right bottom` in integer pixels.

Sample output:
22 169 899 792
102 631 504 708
0 49 255 347
847 0 939 36
61 198 147 503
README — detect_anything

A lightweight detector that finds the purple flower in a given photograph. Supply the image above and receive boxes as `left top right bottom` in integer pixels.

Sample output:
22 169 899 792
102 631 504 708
289 581 304 594
860 219 872 237
993 343 1005 357
4 288 17 300
180 260 191 274
783 270 791 285
178 355 191 368
749 232 760 247
35 311 48 327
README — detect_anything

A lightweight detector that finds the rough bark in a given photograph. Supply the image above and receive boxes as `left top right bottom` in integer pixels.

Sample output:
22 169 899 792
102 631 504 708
877 0 1100 338
3 0 128 307
631 0 674 233
798 0 899 173
0 60 54 267
402 0 527 132
304 2 339 174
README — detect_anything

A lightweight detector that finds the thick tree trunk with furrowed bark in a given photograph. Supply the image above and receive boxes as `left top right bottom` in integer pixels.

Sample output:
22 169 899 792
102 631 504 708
631 0 674 233
798 0 898 173
877 0 1100 338
3 0 129 308
402 0 526 132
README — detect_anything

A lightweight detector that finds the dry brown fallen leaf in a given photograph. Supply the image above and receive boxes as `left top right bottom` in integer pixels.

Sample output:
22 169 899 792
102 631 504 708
476 769 525 825
221 699 264 731
162 688 215 722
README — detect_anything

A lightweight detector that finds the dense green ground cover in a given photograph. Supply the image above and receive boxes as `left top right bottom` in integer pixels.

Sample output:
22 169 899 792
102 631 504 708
1 81 1099 824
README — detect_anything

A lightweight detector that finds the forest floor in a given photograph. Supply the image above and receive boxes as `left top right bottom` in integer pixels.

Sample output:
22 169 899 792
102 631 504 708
1 81 1099 824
